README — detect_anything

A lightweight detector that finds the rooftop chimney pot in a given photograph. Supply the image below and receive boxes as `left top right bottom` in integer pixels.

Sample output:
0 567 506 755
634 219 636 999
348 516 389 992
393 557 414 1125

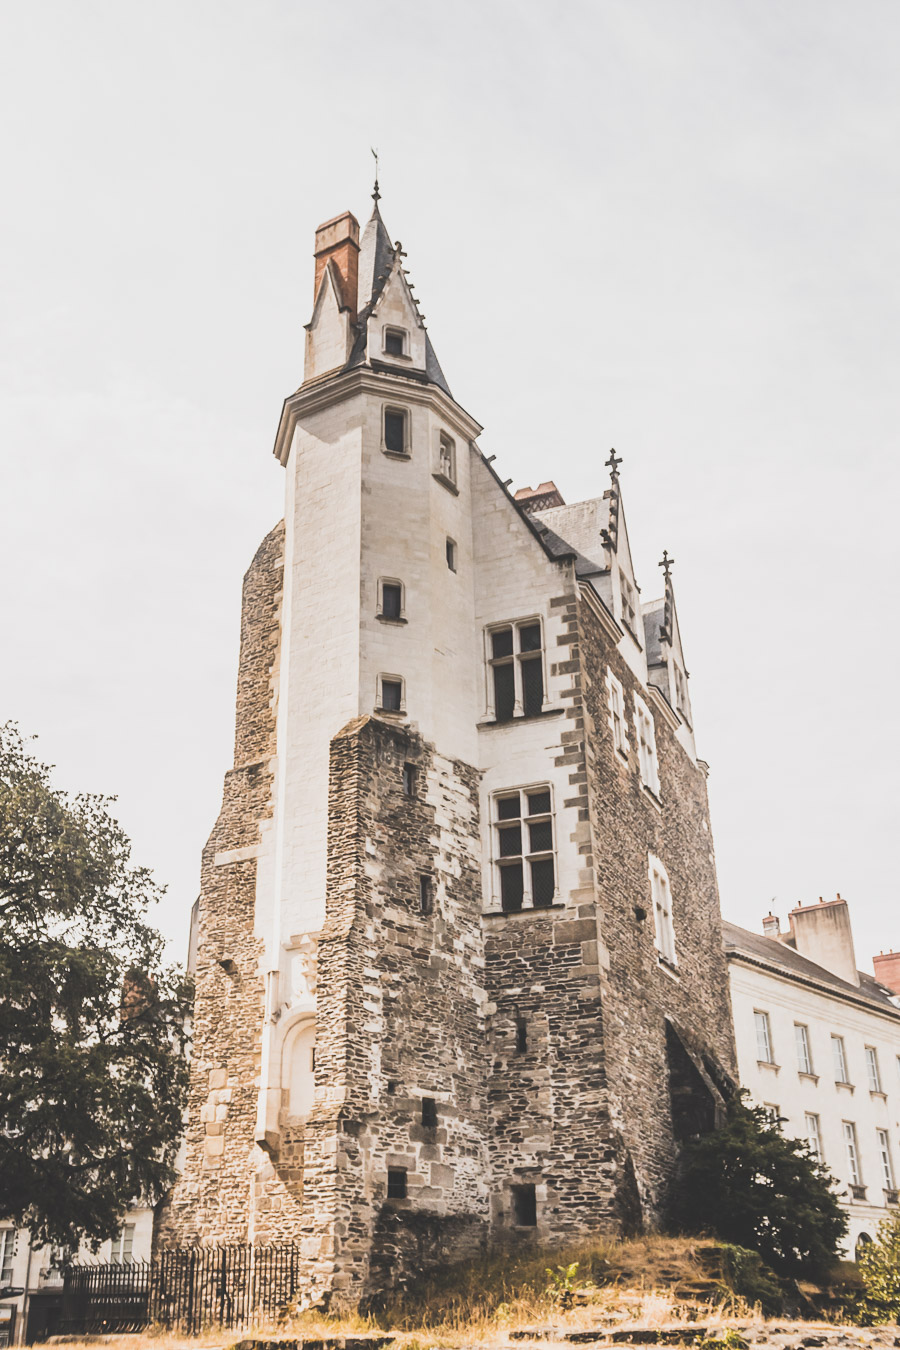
313 211 360 321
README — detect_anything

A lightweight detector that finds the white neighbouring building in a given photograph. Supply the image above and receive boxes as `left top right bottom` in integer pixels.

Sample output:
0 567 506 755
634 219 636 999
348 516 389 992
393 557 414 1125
725 897 900 1256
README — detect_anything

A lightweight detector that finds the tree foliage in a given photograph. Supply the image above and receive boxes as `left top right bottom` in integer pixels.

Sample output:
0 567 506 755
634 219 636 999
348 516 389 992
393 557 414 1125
853 1209 900 1324
0 722 191 1251
673 1092 847 1279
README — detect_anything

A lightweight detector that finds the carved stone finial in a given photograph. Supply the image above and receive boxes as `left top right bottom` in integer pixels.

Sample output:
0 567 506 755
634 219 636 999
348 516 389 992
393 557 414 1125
605 448 623 481
371 146 381 202
659 550 675 580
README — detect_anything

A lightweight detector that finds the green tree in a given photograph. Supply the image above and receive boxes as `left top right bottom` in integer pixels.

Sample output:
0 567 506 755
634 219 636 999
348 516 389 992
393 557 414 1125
0 723 191 1252
854 1209 900 1324
673 1092 847 1279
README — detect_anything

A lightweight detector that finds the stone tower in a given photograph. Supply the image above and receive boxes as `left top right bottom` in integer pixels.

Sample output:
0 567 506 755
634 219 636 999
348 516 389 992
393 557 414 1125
157 196 737 1306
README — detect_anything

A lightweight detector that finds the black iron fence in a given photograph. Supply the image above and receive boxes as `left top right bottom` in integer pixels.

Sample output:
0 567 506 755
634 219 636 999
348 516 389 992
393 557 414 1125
60 1243 302 1336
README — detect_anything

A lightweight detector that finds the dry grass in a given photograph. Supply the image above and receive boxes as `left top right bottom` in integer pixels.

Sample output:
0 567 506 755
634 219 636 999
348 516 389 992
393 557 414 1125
46 1237 780 1349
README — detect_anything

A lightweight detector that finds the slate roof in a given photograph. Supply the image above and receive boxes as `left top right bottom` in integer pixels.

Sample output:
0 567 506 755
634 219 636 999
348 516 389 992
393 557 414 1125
723 920 900 1018
345 203 452 398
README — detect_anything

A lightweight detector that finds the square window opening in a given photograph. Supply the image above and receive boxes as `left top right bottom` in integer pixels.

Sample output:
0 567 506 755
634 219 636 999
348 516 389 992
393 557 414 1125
380 581 403 620
384 408 407 455
380 678 403 713
511 1183 537 1227
387 1168 408 1199
421 1097 438 1128
384 327 406 357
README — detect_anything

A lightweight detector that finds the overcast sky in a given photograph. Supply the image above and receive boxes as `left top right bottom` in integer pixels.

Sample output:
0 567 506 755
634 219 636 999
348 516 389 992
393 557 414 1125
2 0 898 970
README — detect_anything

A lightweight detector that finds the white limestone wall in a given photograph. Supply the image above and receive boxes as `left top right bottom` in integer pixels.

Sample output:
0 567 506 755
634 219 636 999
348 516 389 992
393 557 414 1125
357 389 481 765
268 398 364 950
729 957 900 1254
471 456 590 912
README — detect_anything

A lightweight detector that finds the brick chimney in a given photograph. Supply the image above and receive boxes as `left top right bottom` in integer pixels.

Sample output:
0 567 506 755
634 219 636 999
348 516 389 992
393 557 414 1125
788 894 859 987
313 211 360 320
514 481 566 514
873 950 900 996
762 912 781 939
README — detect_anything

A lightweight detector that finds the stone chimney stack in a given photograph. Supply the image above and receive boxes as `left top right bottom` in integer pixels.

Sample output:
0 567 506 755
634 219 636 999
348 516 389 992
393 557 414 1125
873 950 900 996
788 895 859 987
514 481 566 514
313 211 360 320
762 912 781 939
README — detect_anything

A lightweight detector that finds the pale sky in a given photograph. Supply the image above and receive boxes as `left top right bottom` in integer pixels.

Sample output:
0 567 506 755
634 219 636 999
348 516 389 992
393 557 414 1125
1 0 898 970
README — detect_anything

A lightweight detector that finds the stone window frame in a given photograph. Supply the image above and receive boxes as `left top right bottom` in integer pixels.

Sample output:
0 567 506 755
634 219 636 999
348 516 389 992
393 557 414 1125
490 784 557 914
484 617 547 723
633 693 660 797
282 1015 317 1121
382 403 410 458
432 427 458 493
605 667 629 759
376 673 406 715
382 325 410 359
510 1182 537 1227
648 854 677 967
446 536 458 572
376 576 407 624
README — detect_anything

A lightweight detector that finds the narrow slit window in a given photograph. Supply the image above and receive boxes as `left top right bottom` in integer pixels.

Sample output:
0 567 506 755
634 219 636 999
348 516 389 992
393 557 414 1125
446 537 457 571
606 669 628 756
511 1183 537 1226
877 1129 895 1190
421 1097 438 1127
380 581 403 620
402 763 417 797
493 787 555 912
419 874 433 916
843 1120 862 1186
384 407 408 455
515 1015 527 1053
387 1167 407 1199
380 678 403 713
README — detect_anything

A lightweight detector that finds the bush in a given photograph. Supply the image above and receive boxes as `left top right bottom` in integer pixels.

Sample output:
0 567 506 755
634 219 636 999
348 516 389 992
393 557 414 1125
673 1092 847 1280
851 1209 900 1325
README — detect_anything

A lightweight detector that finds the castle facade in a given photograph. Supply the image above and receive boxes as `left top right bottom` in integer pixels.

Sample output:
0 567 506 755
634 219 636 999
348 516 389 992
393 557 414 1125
158 197 737 1306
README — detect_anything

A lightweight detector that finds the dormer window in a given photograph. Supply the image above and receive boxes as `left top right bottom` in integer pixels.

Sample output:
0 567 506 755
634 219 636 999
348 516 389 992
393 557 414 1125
383 407 408 456
620 571 638 636
383 327 407 357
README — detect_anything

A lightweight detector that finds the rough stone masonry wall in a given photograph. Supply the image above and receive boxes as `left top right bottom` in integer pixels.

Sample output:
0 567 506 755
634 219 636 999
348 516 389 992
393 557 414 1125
156 521 286 1247
300 715 489 1309
578 595 738 1226
483 589 626 1244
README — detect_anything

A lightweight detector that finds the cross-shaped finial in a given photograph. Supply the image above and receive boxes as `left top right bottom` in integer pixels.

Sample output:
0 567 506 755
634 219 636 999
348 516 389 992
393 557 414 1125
371 146 380 202
393 240 407 259
659 550 675 580
605 448 622 480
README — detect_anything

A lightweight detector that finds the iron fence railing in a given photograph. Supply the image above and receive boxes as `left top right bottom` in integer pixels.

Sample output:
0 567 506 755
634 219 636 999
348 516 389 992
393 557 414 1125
60 1243 302 1335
